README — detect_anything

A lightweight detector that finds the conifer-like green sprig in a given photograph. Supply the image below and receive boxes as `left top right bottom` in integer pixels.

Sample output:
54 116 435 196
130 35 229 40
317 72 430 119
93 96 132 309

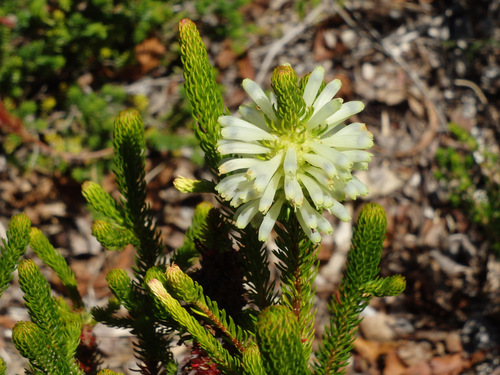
18 260 67 345
178 18 227 174
29 228 83 309
112 108 163 279
83 109 173 373
164 265 249 353
82 181 137 251
82 181 126 225
0 357 5 375
148 279 241 374
16 260 84 374
91 220 138 251
12 321 84 375
314 203 404 375
255 305 309 375
0 212 31 298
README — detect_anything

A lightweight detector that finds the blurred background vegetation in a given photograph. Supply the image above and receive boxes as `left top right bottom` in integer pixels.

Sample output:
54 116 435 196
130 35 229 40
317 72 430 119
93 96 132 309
0 0 251 181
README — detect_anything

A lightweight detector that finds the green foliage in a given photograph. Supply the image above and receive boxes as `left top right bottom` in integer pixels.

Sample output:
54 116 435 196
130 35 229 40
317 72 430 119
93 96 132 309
436 123 500 253
273 213 318 360
13 321 82 375
314 204 405 375
29 227 83 308
256 306 308 375
178 18 227 174
0 0 250 99
0 213 31 298
15 260 85 374
0 19 405 375
85 109 175 373
148 279 241 374
1 0 251 180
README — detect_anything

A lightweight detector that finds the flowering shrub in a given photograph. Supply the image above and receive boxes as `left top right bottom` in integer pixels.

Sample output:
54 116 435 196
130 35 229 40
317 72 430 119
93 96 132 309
0 18 405 375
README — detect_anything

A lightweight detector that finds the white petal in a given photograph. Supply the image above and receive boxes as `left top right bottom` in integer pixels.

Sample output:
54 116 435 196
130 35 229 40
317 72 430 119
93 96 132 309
234 200 260 228
303 166 333 188
219 158 261 174
325 101 364 127
231 183 258 206
313 79 342 113
318 186 334 208
344 175 369 199
327 199 351 222
259 172 283 213
258 197 285 241
296 200 318 229
303 66 325 107
242 79 278 122
239 105 271 131
310 142 352 170
218 140 270 155
284 174 304 206
283 147 298 176
302 153 338 178
218 176 258 205
307 99 343 129
298 173 324 209
321 134 373 150
219 116 257 128
341 150 373 163
215 173 247 195
317 215 333 235
333 122 368 136
337 169 353 182
221 125 274 142
295 210 322 243
247 153 283 192
328 178 347 201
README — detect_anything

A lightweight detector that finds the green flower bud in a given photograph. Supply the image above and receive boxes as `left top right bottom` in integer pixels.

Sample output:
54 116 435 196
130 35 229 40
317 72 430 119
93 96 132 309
173 176 216 194
164 264 200 303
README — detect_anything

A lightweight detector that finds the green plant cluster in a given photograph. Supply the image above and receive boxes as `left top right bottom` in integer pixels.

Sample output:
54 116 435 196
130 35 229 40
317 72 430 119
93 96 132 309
0 0 250 181
0 19 405 375
436 123 500 253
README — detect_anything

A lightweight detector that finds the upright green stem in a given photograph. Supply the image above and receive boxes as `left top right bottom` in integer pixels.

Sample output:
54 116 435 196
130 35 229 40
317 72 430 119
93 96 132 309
274 213 318 361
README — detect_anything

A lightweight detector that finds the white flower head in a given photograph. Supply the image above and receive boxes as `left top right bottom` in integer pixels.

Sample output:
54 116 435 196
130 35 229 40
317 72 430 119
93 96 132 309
215 64 373 243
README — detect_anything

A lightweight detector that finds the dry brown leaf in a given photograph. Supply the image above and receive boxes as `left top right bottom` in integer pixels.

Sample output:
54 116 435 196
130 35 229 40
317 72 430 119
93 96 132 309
134 37 166 74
